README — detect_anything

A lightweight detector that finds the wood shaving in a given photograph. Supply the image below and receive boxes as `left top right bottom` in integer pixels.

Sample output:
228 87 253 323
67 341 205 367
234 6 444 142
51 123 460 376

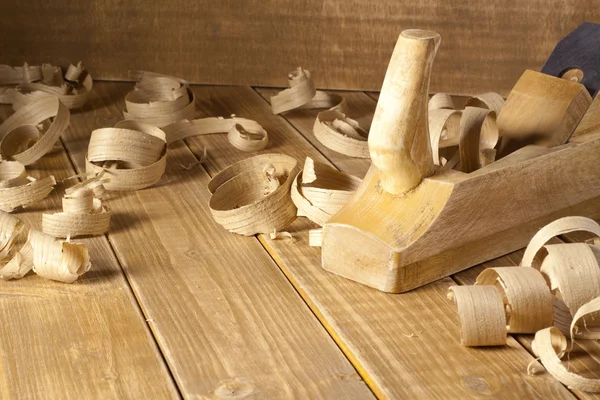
428 93 503 171
271 67 371 158
475 267 553 333
0 62 92 110
291 157 362 226
532 327 600 392
0 211 90 283
447 285 508 346
447 216 600 392
269 230 295 242
207 154 300 236
308 229 322 247
0 96 70 165
0 160 56 212
42 174 111 238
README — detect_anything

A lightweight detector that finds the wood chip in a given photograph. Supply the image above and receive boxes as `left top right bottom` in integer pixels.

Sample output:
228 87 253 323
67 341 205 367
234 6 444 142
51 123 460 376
0 96 70 165
308 229 322 247
42 174 111 238
208 154 300 236
291 157 361 226
447 285 508 346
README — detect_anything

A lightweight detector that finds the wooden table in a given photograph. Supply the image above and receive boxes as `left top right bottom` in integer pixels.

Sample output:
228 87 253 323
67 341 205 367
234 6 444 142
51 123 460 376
1 82 598 399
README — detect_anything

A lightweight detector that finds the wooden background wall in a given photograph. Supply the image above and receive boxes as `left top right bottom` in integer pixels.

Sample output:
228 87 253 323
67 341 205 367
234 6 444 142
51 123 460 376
0 1 597 95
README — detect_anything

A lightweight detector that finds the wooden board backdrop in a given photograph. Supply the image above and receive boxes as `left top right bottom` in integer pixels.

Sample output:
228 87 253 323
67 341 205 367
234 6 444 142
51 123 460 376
0 1 596 94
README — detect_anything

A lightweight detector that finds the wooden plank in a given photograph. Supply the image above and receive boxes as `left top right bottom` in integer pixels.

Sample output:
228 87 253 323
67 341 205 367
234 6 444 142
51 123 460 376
178 84 572 397
0 1 596 94
0 108 179 398
60 82 374 399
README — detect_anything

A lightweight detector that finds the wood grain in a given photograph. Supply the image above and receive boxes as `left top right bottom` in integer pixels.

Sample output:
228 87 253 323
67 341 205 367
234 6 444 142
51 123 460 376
178 83 573 398
0 108 179 398
0 1 596 94
60 82 373 399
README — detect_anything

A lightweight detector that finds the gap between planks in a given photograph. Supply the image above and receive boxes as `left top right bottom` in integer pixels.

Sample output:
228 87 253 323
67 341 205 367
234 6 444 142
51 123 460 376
272 88 600 399
60 82 374 399
183 84 572 399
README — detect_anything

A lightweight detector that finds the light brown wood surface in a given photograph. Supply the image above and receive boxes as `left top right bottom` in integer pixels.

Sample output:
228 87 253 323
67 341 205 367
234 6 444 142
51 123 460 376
0 1 596 94
0 106 179 399
175 83 573 398
59 82 373 399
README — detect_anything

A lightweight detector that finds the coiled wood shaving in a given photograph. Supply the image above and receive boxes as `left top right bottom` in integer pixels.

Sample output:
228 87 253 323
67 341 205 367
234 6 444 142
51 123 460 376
0 160 56 212
271 68 371 158
0 211 90 283
291 157 361 226
0 62 92 110
43 173 111 238
428 92 503 171
0 96 70 165
207 154 300 236
448 216 600 392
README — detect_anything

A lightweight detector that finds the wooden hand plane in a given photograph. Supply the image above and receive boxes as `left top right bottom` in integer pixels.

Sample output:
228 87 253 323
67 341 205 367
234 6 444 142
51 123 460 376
321 25 600 293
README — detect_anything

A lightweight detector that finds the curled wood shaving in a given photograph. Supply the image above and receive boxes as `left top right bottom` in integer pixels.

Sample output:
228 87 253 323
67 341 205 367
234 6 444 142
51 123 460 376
476 267 553 333
428 93 455 111
29 229 91 283
207 153 300 236
0 96 70 165
0 211 90 283
309 229 322 247
428 93 503 171
447 285 508 346
0 160 56 212
313 109 369 158
269 230 295 242
0 212 31 279
271 68 371 158
533 327 600 392
86 120 167 191
42 174 111 238
163 116 269 152
0 62 93 110
521 216 600 269
570 296 600 341
291 157 361 226
540 243 600 336
123 71 195 128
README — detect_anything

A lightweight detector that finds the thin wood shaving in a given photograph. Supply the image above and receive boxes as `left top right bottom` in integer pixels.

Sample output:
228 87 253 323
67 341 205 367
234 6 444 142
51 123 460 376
291 157 362 226
86 120 167 191
447 285 507 346
0 62 92 110
42 174 111 238
533 327 600 392
475 267 553 333
0 211 90 283
271 68 371 158
428 93 503 171
309 229 322 247
0 96 70 165
207 153 300 236
0 160 56 212
447 216 600 392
